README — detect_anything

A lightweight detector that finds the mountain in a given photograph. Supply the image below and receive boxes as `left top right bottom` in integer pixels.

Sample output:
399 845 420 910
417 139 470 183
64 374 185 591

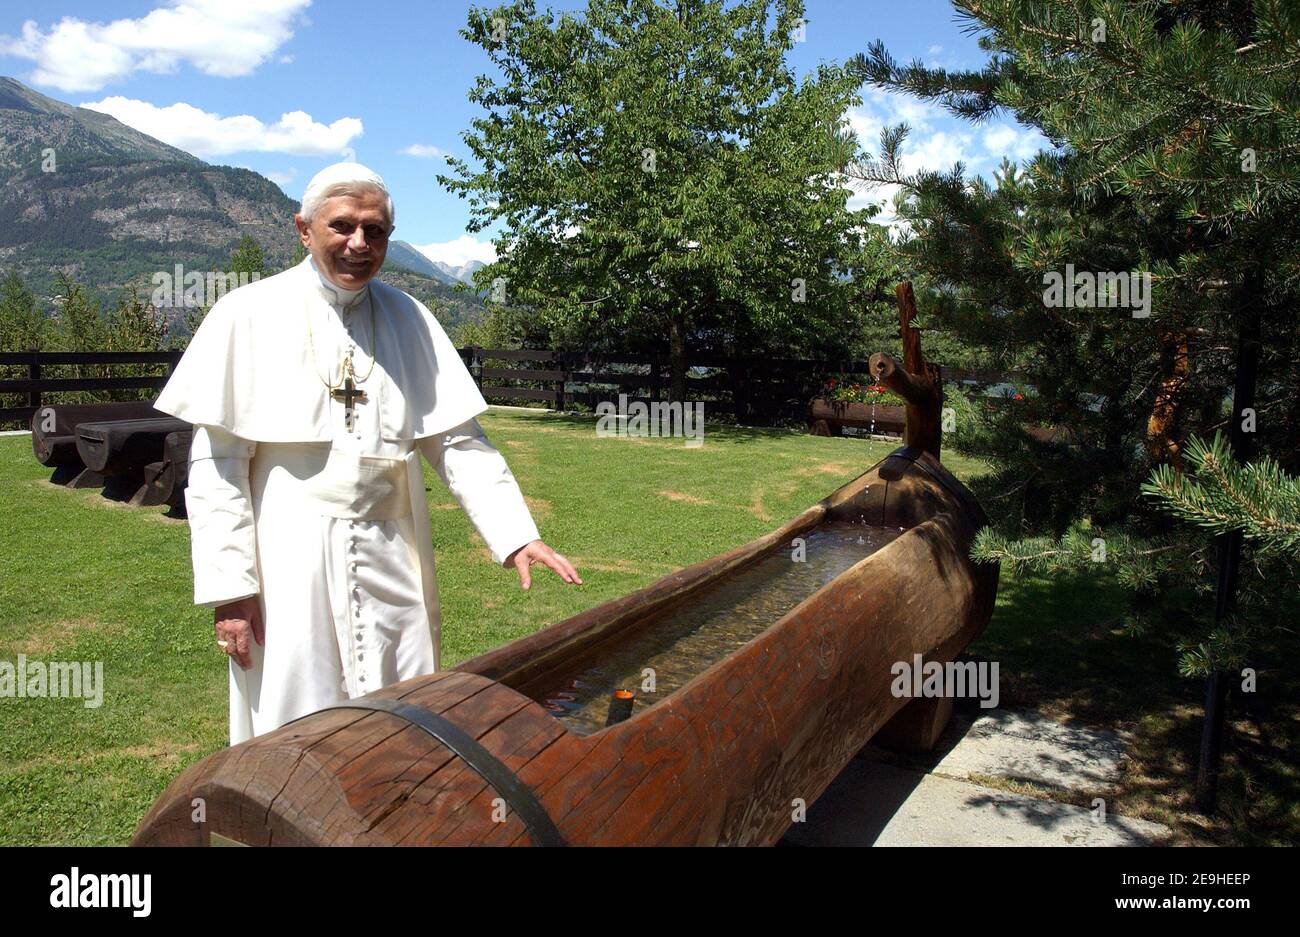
0 76 201 166
385 240 464 287
426 257 487 285
0 75 485 337
0 76 300 300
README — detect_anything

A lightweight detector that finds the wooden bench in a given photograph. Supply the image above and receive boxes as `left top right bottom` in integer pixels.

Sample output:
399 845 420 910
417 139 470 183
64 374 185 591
30 402 166 485
74 417 191 500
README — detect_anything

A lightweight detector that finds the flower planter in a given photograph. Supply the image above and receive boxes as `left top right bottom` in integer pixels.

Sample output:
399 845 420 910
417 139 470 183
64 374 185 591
809 397 906 436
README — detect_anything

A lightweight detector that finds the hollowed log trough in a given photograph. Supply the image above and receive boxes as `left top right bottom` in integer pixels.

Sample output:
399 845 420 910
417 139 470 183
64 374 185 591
133 445 998 847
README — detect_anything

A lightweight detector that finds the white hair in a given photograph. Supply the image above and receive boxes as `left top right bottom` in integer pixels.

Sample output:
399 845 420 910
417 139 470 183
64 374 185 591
299 162 395 227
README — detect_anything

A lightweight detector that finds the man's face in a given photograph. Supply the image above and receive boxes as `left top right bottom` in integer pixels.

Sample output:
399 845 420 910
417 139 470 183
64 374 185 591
295 188 391 290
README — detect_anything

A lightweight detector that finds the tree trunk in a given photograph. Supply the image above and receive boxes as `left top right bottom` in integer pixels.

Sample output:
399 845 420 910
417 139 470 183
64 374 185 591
1145 329 1192 468
1196 267 1262 815
669 308 687 403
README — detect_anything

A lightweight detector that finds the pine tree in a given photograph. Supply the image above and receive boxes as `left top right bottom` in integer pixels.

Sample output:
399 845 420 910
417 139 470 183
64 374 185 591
0 270 47 352
850 0 1299 811
180 235 270 347
229 234 268 279
53 273 105 354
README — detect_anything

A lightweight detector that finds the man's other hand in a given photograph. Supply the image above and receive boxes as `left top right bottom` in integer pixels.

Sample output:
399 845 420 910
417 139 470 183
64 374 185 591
505 540 583 590
214 595 264 670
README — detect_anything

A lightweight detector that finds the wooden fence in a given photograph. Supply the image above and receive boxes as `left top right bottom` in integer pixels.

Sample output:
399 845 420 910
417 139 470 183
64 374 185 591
459 346 1026 424
1 347 1028 429
0 350 182 425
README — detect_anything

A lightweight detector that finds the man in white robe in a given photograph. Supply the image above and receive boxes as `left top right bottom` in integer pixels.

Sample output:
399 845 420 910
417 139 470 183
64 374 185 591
155 162 581 745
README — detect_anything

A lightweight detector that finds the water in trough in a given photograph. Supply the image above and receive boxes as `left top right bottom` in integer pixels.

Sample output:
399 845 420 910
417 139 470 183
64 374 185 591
534 520 904 734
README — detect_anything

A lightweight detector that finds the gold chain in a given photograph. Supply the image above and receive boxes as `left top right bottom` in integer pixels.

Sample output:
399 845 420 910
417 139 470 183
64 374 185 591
306 289 377 390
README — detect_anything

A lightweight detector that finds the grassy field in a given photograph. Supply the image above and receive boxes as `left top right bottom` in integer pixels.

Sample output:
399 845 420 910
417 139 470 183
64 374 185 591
0 410 1294 845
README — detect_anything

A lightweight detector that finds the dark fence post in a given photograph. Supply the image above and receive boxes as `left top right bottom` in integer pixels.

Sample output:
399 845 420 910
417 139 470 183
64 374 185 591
28 346 41 413
728 358 744 425
554 350 567 412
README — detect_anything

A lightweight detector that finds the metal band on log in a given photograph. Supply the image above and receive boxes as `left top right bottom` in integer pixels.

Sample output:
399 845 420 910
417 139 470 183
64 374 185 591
286 697 567 847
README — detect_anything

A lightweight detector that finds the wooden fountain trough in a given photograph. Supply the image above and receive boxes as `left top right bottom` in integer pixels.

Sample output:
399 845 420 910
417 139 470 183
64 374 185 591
133 283 999 847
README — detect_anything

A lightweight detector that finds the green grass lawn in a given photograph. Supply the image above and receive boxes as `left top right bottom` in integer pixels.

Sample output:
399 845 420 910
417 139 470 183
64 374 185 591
0 410 1294 845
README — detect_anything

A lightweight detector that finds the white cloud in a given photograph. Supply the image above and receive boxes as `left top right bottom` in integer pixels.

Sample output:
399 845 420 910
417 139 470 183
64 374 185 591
841 88 981 227
0 0 310 92
982 122 1044 162
927 44 943 55
265 168 297 185
398 144 445 159
78 96 363 158
900 129 976 175
412 235 497 268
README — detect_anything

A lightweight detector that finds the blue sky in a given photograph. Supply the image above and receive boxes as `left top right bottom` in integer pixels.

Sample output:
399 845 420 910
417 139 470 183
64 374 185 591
1 0 1044 266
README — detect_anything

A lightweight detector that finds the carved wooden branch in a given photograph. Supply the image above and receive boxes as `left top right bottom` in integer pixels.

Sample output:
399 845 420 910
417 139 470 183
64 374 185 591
869 282 943 459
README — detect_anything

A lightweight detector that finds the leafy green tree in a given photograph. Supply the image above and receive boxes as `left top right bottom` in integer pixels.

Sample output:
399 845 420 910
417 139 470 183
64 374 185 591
101 287 169 402
441 0 895 401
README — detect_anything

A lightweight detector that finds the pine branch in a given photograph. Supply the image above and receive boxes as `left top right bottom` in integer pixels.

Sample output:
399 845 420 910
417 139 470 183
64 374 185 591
1142 432 1300 557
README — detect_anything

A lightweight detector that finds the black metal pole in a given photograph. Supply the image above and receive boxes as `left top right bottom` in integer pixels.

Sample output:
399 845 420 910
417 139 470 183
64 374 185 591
1195 270 1261 814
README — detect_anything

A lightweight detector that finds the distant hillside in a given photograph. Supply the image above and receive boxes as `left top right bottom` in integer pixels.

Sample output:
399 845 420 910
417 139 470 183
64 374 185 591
0 75 485 337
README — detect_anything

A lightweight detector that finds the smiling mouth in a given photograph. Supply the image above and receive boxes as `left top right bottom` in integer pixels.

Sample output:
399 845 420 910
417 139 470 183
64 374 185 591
338 257 370 271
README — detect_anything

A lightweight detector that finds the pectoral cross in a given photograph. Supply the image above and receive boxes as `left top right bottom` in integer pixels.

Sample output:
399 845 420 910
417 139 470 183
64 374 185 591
331 354 368 431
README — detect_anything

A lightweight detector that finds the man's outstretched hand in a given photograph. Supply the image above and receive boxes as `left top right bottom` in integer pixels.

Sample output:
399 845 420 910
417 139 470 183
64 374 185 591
505 539 583 590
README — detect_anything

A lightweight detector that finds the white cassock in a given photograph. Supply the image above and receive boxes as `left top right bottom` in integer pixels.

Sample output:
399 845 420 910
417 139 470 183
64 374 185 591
154 256 540 745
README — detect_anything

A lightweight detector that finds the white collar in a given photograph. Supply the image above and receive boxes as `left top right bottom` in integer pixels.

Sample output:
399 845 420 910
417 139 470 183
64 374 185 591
307 256 371 309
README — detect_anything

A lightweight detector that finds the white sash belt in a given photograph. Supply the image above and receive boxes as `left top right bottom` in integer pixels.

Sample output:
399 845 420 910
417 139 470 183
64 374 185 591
303 448 411 520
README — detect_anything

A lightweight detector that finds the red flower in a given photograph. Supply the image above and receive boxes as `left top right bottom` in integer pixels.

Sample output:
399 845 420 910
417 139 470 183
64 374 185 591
1014 392 1024 401
829 378 837 388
